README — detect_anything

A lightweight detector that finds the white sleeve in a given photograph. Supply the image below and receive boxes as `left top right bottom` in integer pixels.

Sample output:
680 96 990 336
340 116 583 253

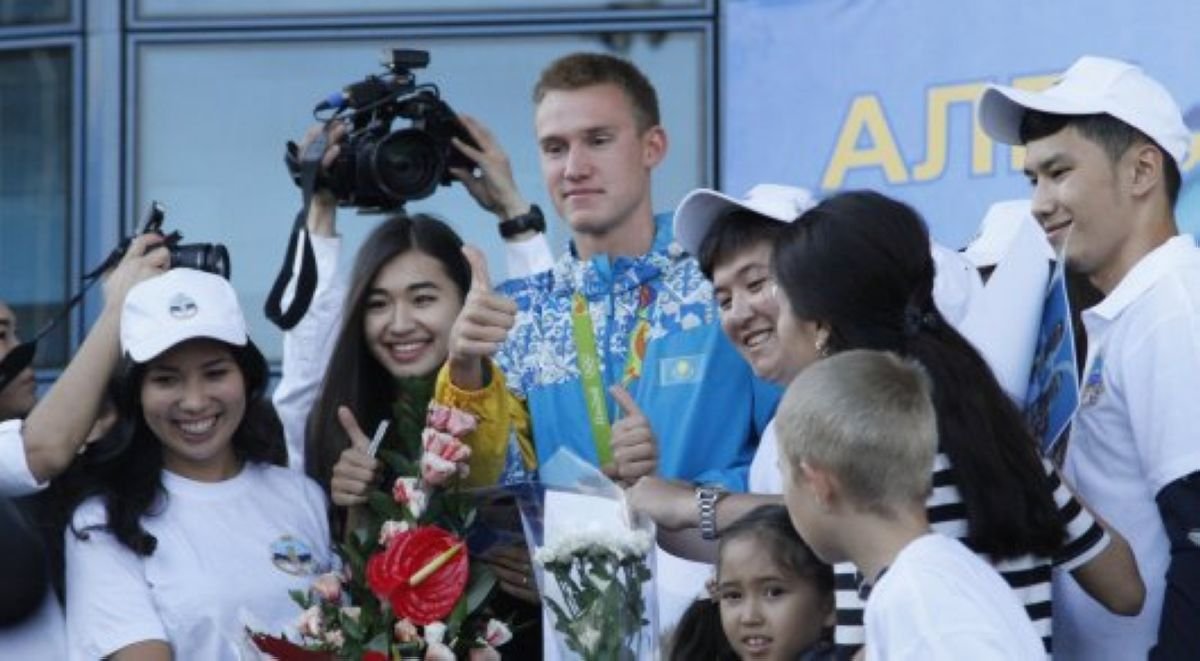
65 502 167 660
503 233 555 279
272 234 347 473
1121 309 1200 493
0 420 46 497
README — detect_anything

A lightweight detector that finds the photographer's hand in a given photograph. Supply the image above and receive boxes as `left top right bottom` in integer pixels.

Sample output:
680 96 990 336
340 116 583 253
298 122 347 237
447 246 516 390
449 114 532 223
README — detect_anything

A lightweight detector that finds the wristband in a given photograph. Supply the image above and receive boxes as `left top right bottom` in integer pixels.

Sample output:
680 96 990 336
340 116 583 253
498 204 546 239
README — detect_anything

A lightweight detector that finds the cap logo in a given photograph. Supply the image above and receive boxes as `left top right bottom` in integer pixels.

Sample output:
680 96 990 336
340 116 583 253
168 293 198 320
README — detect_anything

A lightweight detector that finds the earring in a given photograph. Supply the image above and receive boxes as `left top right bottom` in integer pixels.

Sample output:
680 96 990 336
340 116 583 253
815 338 830 358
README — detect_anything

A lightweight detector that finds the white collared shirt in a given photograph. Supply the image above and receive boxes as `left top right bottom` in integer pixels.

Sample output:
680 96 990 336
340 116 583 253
0 418 45 497
1054 234 1200 660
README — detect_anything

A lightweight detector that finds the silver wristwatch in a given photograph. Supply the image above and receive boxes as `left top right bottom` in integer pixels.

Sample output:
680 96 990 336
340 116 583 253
696 484 728 540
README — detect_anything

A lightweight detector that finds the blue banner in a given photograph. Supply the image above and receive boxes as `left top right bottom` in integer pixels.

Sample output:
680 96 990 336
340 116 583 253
723 0 1200 247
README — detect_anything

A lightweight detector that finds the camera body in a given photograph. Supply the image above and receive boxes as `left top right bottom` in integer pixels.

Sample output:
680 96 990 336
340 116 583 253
118 202 230 279
293 49 476 212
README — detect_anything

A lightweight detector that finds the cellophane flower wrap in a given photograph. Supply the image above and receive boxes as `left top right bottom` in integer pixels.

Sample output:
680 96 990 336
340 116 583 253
518 448 658 661
251 377 511 660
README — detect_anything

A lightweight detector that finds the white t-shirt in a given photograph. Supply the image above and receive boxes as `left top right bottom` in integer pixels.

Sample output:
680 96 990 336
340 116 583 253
748 418 781 494
65 463 332 661
1055 235 1200 660
865 533 1044 661
0 419 45 497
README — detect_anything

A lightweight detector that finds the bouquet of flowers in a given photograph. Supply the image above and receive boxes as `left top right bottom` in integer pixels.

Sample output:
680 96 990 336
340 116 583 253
519 449 657 661
251 379 512 660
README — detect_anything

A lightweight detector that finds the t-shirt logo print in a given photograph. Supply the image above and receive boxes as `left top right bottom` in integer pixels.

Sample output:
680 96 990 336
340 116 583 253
270 535 316 575
167 293 199 320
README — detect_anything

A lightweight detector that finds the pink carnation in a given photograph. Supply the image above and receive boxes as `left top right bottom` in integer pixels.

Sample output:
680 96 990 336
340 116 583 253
445 408 478 437
483 619 513 648
426 403 452 430
311 572 342 603
421 428 472 463
424 643 455 661
420 452 458 486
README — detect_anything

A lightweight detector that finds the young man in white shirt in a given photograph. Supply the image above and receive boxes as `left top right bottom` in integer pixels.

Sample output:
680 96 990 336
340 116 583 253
776 349 1044 660
981 54 1200 660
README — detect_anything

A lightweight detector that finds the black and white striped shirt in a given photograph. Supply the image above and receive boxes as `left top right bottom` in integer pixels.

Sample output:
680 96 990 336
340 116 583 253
833 453 1108 659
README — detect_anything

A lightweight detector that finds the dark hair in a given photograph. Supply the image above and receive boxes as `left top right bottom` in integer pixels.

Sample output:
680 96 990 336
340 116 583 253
533 52 660 133
668 598 737 661
772 191 1065 559
719 504 833 598
696 210 787 280
1019 110 1182 206
304 214 469 494
66 339 284 555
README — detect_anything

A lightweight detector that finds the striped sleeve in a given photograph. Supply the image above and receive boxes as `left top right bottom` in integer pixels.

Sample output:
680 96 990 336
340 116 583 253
1042 457 1110 571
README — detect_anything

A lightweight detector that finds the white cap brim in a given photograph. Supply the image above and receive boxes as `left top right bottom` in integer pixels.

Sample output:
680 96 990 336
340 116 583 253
125 322 247 363
979 85 1101 147
674 188 746 257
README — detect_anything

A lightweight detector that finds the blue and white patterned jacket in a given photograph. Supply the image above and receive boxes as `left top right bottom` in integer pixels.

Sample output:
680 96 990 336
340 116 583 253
496 212 778 490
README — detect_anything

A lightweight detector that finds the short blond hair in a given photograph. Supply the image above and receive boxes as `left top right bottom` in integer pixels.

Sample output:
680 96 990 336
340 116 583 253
532 52 660 133
776 350 936 516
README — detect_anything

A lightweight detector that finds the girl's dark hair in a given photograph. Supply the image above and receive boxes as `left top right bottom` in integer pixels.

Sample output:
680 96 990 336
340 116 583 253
718 504 834 598
772 190 1065 558
696 210 787 280
304 214 470 494
65 339 285 556
668 597 737 661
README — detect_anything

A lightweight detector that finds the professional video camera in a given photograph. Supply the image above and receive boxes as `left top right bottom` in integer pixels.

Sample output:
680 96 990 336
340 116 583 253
287 49 477 212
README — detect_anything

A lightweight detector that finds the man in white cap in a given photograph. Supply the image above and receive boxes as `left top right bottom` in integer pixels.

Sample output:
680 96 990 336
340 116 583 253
981 55 1200 659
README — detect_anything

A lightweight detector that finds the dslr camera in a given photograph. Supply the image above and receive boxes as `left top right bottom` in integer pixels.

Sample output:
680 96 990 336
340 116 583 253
99 202 231 279
288 49 477 212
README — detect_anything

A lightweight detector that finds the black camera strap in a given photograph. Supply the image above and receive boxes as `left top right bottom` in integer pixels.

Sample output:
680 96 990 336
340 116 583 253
263 134 326 331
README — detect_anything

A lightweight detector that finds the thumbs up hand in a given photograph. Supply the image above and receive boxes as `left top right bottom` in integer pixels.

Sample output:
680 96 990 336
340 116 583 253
606 385 658 486
448 245 518 389
329 406 382 507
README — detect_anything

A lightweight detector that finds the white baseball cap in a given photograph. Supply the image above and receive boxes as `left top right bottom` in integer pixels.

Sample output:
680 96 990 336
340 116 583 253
673 183 816 257
979 55 1190 165
120 268 248 363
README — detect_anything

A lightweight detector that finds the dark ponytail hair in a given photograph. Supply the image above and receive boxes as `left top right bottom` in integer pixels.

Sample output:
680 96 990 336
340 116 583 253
772 191 1065 559
304 214 470 494
66 340 284 555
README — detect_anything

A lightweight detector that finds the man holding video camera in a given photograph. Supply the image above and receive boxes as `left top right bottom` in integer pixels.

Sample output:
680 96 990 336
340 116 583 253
440 52 777 627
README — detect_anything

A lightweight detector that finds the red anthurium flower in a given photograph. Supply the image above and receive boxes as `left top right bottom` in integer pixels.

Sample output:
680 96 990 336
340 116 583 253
366 525 468 625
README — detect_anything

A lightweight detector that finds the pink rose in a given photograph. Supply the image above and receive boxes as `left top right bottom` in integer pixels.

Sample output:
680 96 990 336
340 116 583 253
483 619 513 648
311 572 342 603
446 408 478 437
426 403 452 430
393 618 419 643
469 646 502 661
378 519 411 546
296 605 323 638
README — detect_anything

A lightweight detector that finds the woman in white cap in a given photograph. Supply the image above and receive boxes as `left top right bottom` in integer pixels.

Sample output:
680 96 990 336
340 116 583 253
63 268 332 660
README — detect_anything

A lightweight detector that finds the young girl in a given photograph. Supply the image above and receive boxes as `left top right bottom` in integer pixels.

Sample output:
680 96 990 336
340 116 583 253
64 268 332 660
671 504 835 661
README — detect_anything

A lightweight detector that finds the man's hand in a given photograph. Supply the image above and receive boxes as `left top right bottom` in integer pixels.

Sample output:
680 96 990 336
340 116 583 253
606 385 658 486
330 406 382 507
447 246 517 389
626 476 697 531
449 114 530 221
481 543 539 604
296 122 348 236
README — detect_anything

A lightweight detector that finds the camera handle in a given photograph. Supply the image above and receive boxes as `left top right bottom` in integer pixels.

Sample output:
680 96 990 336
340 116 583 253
263 132 327 330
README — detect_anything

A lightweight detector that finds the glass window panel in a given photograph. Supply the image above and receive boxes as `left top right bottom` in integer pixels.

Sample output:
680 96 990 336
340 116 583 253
0 0 71 26
135 0 703 20
132 31 708 362
0 46 72 367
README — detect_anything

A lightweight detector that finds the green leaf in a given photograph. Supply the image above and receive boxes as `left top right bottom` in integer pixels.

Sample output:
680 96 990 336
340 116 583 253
368 490 403 520
465 564 498 614
288 589 310 610
446 591 470 633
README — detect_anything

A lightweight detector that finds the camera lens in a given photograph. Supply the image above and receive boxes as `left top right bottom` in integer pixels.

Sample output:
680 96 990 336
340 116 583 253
171 244 231 279
370 128 443 202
